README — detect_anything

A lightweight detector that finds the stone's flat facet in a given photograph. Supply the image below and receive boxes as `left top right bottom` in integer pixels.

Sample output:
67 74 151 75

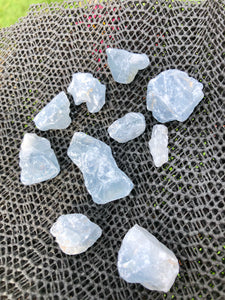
146 69 204 123
67 132 133 204
33 92 71 131
67 73 106 113
106 48 150 84
118 224 179 293
108 112 146 143
149 124 168 167
19 133 60 185
50 214 102 255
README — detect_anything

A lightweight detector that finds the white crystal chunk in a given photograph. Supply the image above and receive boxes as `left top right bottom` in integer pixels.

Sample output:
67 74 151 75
33 91 71 131
146 69 204 123
67 72 106 113
106 48 150 84
108 112 146 143
19 133 60 185
67 132 133 204
118 224 179 292
50 214 102 255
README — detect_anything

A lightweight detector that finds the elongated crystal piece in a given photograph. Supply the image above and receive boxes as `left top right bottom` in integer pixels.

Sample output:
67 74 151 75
67 132 133 204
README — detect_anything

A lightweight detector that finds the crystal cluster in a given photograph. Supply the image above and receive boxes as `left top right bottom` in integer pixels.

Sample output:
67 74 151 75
50 214 102 255
149 124 168 167
108 112 146 143
117 224 179 292
67 132 133 204
106 48 150 84
34 91 71 131
19 133 60 185
19 46 206 294
146 69 204 123
67 72 106 113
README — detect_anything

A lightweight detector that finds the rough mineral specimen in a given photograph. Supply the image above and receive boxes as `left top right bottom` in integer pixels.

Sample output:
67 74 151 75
19 133 60 185
106 48 150 84
67 73 106 113
67 132 133 204
146 69 204 123
149 124 168 167
33 91 71 131
117 224 179 292
108 112 146 143
50 214 102 255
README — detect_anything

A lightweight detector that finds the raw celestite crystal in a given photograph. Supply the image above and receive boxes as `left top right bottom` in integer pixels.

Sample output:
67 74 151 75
149 124 168 167
33 91 71 131
147 69 204 123
50 214 102 255
108 112 146 143
19 133 60 185
106 48 150 84
118 224 179 292
67 73 106 113
67 132 133 204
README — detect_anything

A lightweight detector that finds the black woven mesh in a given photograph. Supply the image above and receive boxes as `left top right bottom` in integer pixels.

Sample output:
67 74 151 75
0 0 225 299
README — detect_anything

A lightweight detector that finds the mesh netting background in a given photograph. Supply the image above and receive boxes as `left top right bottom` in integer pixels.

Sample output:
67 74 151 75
0 0 225 299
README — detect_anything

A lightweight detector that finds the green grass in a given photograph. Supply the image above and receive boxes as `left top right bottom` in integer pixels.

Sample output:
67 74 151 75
0 0 64 28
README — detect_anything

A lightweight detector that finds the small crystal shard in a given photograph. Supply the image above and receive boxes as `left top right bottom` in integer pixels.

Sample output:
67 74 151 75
50 214 102 255
106 48 150 84
149 124 168 167
146 69 204 123
67 73 106 113
108 112 146 143
67 132 133 204
19 133 60 185
118 224 179 292
33 91 71 131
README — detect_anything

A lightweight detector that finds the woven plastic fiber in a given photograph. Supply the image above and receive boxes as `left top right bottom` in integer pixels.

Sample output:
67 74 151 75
0 0 225 299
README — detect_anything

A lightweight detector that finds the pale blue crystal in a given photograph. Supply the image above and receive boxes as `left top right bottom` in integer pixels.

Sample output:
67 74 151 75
67 73 106 113
106 48 150 84
118 224 179 292
147 69 204 123
108 112 146 143
33 91 71 131
50 214 102 255
67 132 133 204
19 133 60 185
149 124 168 167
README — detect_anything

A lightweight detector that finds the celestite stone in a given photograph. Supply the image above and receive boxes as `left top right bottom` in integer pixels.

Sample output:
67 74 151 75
108 112 146 143
50 214 102 255
146 69 204 123
118 224 179 292
67 132 133 204
106 48 150 84
19 133 60 185
33 92 71 131
67 73 106 113
149 124 168 167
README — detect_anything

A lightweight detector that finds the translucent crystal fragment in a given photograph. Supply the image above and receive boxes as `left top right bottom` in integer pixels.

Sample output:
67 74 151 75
33 91 71 131
19 133 60 185
108 112 146 143
67 132 133 204
149 124 168 167
146 69 204 123
106 48 150 84
67 72 106 113
50 214 102 255
118 224 179 292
